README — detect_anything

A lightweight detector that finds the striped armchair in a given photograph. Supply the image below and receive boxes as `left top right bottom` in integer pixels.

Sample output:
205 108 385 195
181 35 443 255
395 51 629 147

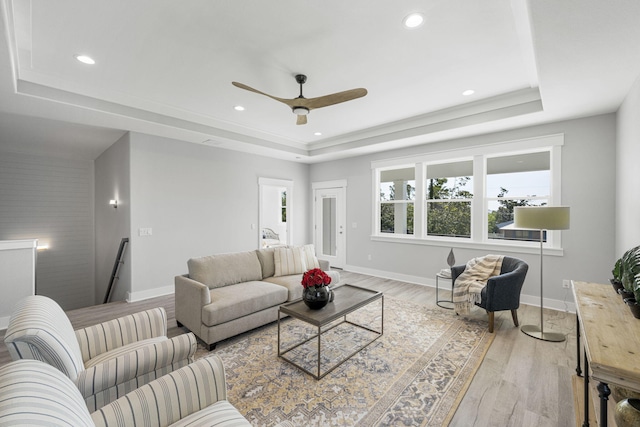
0 356 258 427
4 295 197 411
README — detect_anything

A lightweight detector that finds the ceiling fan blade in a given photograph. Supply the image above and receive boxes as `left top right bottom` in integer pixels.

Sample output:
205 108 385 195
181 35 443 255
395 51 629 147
302 88 368 110
231 81 296 106
233 78 367 125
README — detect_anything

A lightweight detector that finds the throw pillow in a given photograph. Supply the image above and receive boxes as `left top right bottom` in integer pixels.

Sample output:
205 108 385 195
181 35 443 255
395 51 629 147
274 247 307 277
301 244 320 269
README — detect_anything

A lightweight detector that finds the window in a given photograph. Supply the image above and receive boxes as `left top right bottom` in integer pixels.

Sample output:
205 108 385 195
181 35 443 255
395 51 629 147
280 190 287 223
487 152 550 242
426 161 473 238
371 134 563 249
379 167 415 235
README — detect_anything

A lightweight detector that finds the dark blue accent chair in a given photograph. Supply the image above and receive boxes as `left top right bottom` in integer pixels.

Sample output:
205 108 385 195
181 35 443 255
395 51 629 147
451 256 528 333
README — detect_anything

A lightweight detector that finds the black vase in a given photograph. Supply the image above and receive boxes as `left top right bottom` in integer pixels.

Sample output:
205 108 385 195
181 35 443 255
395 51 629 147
302 286 332 310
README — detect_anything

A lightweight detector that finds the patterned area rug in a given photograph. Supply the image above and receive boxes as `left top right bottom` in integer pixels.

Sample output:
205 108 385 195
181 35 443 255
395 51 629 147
196 295 495 427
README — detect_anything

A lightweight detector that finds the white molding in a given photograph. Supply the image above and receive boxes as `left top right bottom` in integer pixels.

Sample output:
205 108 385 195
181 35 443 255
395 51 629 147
258 177 294 187
126 285 173 302
0 316 10 331
520 293 575 314
343 264 575 313
312 179 347 189
370 133 564 169
344 264 430 286
0 239 37 250
369 235 565 256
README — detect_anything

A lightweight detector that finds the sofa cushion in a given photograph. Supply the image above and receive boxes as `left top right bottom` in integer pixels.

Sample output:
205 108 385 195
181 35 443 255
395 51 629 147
301 244 320 269
326 270 341 287
256 248 276 279
274 247 306 277
263 274 305 301
202 282 288 326
265 270 342 301
188 251 263 289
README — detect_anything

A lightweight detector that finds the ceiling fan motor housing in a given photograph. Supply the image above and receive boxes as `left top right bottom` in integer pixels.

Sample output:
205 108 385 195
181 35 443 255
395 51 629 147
292 106 309 115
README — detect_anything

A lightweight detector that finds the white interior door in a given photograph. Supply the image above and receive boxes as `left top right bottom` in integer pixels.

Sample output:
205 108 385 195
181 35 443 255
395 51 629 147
314 186 346 269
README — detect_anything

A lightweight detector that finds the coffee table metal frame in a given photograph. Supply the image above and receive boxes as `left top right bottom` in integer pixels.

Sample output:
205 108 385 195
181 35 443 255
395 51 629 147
277 284 383 380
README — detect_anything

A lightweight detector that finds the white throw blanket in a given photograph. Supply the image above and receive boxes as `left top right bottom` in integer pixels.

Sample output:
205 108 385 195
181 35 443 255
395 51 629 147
453 255 504 315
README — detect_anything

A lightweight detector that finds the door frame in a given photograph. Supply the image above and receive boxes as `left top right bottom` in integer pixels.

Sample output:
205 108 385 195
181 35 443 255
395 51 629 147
258 177 293 248
312 180 347 269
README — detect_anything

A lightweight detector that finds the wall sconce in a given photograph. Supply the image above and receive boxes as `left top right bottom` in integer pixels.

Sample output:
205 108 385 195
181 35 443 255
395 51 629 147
36 244 49 251
109 199 118 209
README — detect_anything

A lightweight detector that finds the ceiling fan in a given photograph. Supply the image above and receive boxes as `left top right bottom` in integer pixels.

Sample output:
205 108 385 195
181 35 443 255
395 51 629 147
232 74 367 125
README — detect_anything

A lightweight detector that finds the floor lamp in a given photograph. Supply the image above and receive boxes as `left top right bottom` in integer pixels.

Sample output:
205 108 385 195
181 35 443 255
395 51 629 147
514 206 570 342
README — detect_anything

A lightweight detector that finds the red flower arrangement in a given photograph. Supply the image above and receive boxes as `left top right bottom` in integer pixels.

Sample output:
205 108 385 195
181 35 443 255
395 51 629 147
301 268 332 289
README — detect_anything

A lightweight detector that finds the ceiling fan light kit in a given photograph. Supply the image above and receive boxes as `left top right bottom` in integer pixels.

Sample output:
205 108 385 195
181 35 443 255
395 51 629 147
232 74 367 125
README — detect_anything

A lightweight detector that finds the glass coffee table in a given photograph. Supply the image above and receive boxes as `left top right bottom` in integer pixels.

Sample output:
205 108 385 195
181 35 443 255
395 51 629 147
277 284 383 379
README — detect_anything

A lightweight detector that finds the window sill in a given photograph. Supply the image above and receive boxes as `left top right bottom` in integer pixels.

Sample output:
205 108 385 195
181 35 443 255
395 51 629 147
370 234 565 257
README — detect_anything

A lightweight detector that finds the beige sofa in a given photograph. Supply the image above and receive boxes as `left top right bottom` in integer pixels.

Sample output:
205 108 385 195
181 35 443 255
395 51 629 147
175 246 340 350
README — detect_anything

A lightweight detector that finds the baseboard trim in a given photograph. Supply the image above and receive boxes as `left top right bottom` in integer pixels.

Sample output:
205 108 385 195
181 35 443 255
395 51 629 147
126 285 174 303
343 264 575 314
344 264 430 287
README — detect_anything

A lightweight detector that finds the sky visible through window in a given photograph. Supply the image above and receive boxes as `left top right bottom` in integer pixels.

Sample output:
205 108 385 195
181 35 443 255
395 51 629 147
487 170 550 211
381 170 550 210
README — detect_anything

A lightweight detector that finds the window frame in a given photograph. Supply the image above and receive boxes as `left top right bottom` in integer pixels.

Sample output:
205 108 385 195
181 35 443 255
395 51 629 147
371 134 564 254
424 158 475 240
375 163 416 236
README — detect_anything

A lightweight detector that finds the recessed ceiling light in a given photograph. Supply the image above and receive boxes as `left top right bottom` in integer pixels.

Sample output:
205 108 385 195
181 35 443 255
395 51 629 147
462 89 475 96
234 105 245 111
74 54 95 65
314 132 322 136
403 13 424 28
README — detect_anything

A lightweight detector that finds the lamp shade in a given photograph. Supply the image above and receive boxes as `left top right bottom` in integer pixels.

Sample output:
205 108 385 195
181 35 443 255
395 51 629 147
514 206 570 230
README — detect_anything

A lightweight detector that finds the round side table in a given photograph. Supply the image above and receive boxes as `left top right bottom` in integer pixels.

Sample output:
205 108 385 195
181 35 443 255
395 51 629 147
436 273 454 309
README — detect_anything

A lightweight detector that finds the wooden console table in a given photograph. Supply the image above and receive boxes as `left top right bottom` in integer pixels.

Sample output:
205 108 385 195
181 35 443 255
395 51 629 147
573 280 640 426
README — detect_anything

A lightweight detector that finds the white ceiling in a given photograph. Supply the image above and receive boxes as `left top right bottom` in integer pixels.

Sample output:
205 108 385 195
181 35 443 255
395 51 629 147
0 0 639 163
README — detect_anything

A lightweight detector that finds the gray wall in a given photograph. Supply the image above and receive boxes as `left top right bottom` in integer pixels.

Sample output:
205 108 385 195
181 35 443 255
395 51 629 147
310 114 617 307
616 76 640 256
125 132 310 300
0 150 94 310
94 133 131 304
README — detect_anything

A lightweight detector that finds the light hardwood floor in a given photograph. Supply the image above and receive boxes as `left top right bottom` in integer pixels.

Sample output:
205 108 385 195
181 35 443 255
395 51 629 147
0 270 577 426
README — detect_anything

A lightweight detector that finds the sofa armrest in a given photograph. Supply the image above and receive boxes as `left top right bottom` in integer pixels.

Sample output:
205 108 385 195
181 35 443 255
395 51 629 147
319 259 330 270
91 355 228 427
75 307 168 362
175 274 211 334
76 333 197 400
